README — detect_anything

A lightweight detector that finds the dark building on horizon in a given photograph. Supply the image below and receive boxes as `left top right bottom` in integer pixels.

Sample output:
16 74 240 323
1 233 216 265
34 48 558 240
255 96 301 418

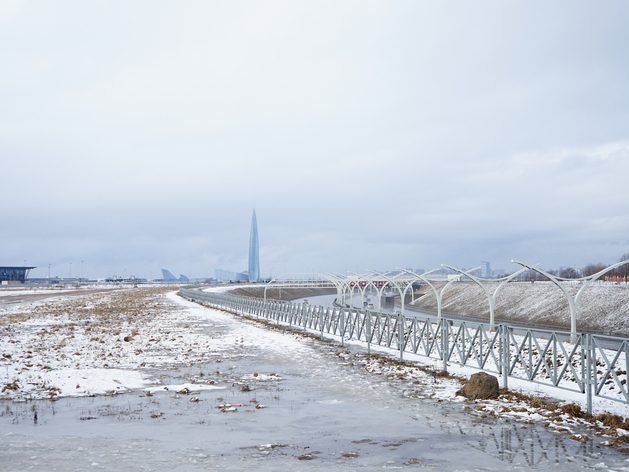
0 266 36 284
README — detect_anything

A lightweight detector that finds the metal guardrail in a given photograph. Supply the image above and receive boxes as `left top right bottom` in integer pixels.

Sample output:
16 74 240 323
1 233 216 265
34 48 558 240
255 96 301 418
180 287 629 414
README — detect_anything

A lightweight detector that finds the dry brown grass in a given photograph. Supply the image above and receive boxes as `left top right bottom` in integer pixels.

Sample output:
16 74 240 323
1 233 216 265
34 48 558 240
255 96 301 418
592 412 629 429
560 403 584 418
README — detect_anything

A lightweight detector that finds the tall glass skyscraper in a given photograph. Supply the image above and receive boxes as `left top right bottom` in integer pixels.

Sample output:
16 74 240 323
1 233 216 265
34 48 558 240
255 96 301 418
248 209 260 281
481 261 491 279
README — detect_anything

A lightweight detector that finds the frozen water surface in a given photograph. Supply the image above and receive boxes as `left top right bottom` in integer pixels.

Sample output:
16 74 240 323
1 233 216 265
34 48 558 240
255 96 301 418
1 294 628 471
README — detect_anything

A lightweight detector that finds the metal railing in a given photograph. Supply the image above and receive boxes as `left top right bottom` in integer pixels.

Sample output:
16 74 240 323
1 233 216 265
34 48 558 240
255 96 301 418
180 287 629 414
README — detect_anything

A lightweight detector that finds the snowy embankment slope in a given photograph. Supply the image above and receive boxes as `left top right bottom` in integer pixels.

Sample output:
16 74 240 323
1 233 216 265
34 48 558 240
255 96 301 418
411 281 629 334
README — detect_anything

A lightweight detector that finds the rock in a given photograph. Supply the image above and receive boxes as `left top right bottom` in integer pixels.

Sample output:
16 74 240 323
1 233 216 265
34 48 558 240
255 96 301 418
456 372 499 400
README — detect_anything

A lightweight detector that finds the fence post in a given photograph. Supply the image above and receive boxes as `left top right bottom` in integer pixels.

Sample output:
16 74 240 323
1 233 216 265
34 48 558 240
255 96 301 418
502 325 509 390
441 319 448 373
586 333 593 416
340 308 345 347
319 306 324 340
366 310 371 355
398 313 404 362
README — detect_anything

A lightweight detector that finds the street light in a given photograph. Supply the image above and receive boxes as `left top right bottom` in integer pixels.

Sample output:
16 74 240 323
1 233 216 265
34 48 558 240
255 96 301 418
512 259 629 343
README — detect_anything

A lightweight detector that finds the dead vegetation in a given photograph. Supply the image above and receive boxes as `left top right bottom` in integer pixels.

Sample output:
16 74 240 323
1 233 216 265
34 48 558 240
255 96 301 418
0 286 209 398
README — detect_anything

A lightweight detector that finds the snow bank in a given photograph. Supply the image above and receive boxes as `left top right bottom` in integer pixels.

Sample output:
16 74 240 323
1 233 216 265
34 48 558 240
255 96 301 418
412 281 629 334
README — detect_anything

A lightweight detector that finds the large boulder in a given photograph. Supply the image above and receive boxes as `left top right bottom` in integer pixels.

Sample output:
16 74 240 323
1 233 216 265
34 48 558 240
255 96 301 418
456 372 499 400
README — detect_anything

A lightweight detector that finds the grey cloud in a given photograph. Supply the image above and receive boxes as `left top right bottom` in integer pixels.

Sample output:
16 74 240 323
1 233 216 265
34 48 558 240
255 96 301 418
2 1 629 280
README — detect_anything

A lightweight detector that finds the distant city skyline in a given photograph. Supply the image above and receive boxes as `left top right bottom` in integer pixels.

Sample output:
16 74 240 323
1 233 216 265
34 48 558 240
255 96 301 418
15 257 629 282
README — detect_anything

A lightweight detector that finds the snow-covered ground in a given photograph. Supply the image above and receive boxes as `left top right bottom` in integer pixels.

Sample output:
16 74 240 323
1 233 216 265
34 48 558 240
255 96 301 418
411 281 629 334
0 284 115 297
1 287 196 398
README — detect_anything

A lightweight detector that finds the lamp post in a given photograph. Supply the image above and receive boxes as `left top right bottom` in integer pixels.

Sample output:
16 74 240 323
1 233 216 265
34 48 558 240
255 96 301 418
512 259 629 343
396 267 462 321
441 264 527 329
368 270 417 316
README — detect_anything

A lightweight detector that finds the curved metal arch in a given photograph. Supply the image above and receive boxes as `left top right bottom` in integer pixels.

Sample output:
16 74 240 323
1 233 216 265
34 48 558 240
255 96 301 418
325 272 353 306
263 272 341 302
328 271 359 307
396 267 463 320
356 271 397 311
574 260 629 304
345 271 382 309
368 269 419 315
512 259 629 342
344 272 366 309
442 264 530 328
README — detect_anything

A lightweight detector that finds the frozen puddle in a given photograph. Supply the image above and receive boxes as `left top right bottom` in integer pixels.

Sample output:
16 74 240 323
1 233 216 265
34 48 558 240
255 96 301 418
1 293 629 470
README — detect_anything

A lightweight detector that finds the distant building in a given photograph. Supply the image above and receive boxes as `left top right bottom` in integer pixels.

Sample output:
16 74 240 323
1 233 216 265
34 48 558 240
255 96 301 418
215 209 261 282
248 209 260 282
161 269 189 282
481 261 491 279
0 266 35 284
162 269 177 281
492 268 506 278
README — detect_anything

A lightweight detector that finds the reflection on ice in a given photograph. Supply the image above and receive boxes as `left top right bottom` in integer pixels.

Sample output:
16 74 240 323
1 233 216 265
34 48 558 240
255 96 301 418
467 421 608 467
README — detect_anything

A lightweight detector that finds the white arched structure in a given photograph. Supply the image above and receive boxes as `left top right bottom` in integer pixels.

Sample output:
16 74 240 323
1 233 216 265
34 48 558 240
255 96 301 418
441 264 530 328
263 273 339 302
368 270 416 315
370 270 407 314
344 272 373 309
512 259 629 342
397 267 477 320
356 272 398 311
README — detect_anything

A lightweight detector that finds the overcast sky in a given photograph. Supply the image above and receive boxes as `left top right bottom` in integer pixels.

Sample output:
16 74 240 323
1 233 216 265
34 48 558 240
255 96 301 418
2 1 628 280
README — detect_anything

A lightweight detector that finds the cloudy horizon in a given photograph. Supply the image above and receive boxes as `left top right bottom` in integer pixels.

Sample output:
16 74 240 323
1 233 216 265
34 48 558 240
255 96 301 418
2 1 628 280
